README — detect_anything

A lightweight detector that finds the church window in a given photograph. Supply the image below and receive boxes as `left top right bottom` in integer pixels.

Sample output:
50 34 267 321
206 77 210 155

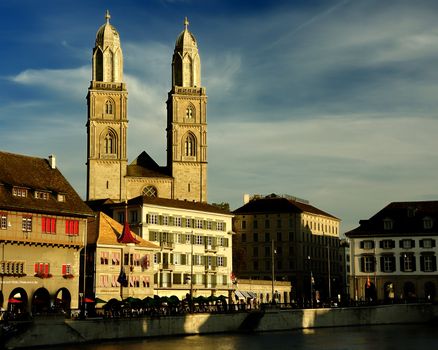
186 107 193 119
184 134 196 157
105 134 114 154
142 186 157 198
105 100 113 114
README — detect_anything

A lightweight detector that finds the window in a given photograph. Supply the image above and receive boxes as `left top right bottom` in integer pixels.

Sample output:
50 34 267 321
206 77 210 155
174 217 182 227
253 246 258 257
142 186 157 198
42 217 56 234
380 240 395 249
217 222 224 231
105 100 113 114
57 194 66 202
277 232 282 241
423 217 433 229
421 254 436 272
265 232 270 242
196 235 203 245
22 216 32 232
420 239 435 249
383 219 393 230
400 239 415 249
185 234 191 244
129 211 138 224
118 212 125 224
61 264 73 276
207 221 212 230
360 240 374 250
241 233 247 242
34 262 50 276
111 252 120 265
264 246 270 257
163 216 169 226
195 219 203 229
104 133 115 154
360 255 375 272
186 218 192 228
217 256 225 267
400 254 415 272
277 219 282 228
100 252 109 265
186 107 194 119
149 214 158 225
253 233 258 242
241 220 246 229
253 220 258 229
1 213 7 230
0 261 24 275
35 191 49 200
265 219 270 229
184 134 196 157
13 187 27 197
381 255 395 273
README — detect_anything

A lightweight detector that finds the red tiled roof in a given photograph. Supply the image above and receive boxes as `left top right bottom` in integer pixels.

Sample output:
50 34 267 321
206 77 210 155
0 151 93 217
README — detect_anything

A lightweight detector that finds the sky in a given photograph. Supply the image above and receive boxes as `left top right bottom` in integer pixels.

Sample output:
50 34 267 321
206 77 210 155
1 0 438 233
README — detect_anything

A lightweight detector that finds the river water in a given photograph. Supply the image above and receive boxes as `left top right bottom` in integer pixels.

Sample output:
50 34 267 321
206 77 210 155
50 324 436 350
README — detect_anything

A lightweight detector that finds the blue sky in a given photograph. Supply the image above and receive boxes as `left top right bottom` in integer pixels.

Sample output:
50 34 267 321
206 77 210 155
1 0 438 232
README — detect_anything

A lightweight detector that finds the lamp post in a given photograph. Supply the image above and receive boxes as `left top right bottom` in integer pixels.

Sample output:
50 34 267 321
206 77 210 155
271 239 275 304
308 255 313 308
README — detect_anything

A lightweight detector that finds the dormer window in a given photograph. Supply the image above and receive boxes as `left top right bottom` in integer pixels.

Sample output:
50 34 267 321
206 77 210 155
423 217 433 229
383 218 393 230
35 191 49 200
57 194 66 202
12 187 27 198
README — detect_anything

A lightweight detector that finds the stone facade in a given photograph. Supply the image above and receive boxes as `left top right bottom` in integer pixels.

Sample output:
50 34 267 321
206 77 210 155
86 13 207 204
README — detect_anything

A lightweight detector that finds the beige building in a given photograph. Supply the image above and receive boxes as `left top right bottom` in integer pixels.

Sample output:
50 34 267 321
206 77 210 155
346 201 438 303
0 151 93 314
233 194 342 304
86 12 207 204
111 197 234 299
86 212 159 303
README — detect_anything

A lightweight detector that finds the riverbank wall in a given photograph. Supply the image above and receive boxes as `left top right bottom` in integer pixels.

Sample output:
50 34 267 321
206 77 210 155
4 303 438 349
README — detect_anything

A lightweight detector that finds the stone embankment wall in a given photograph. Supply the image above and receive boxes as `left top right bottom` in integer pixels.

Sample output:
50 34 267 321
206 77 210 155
5 304 438 349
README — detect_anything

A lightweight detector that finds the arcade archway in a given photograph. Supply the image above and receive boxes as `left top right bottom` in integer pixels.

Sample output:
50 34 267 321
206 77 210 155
32 288 50 314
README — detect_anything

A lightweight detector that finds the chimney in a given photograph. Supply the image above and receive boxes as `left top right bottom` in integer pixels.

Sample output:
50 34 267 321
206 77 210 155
48 154 56 169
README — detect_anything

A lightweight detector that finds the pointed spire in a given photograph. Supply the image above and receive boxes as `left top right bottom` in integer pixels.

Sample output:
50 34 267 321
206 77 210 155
105 9 111 24
184 16 189 30
117 201 139 244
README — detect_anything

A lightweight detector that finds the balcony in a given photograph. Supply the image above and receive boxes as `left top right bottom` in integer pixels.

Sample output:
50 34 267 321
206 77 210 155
204 244 217 253
161 262 175 271
205 265 217 273
160 241 175 250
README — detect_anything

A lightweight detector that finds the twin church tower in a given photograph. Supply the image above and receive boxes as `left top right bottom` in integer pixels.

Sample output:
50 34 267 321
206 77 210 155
86 12 208 203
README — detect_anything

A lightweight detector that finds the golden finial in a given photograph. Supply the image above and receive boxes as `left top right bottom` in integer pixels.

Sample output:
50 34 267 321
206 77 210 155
105 9 111 23
184 17 189 30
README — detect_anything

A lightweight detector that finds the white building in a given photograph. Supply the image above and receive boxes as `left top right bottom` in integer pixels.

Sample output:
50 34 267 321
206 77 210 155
112 196 234 299
346 201 438 302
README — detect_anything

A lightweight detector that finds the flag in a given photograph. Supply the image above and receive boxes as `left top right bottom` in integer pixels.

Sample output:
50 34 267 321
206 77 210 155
117 267 128 287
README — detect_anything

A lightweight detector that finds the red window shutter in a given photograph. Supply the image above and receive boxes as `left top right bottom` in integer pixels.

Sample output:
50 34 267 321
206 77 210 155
62 264 66 274
42 217 46 232
65 220 69 234
34 263 38 273
74 220 79 234
70 221 74 234
39 263 44 273
45 263 49 274
51 218 56 233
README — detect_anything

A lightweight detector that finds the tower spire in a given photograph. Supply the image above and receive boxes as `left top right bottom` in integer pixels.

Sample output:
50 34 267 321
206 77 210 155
105 9 111 24
184 16 189 30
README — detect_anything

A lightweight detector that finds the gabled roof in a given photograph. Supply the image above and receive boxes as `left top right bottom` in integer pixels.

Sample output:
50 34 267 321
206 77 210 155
233 195 338 220
345 201 438 237
126 151 171 178
0 151 93 217
88 212 159 249
114 196 232 216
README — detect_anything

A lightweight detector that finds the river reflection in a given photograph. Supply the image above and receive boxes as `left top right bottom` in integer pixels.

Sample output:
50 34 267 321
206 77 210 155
52 324 437 350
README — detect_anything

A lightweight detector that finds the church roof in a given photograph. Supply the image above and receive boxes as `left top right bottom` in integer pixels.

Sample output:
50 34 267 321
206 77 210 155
0 151 93 217
95 10 120 49
175 17 198 50
88 212 159 249
126 151 171 178
233 194 339 220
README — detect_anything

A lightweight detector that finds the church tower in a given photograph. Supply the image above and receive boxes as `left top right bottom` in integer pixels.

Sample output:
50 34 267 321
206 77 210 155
87 11 128 201
167 18 208 202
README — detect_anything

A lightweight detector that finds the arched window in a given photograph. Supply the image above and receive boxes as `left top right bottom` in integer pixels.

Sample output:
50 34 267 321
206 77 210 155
184 134 196 157
105 100 113 114
105 133 114 154
186 107 193 119
142 186 158 198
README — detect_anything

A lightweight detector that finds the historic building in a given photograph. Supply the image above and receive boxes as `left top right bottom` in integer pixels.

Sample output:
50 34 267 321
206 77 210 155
85 212 159 303
0 151 93 314
232 194 342 304
345 201 438 302
86 12 207 203
110 197 234 299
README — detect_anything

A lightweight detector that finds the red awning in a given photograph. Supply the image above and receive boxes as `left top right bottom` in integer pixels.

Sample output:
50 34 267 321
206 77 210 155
8 298 22 303
83 297 95 303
